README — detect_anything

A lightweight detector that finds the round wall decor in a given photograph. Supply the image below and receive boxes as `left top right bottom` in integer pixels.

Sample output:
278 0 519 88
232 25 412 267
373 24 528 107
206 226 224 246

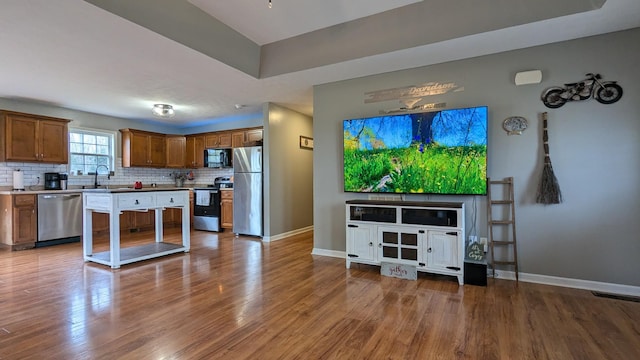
503 116 528 135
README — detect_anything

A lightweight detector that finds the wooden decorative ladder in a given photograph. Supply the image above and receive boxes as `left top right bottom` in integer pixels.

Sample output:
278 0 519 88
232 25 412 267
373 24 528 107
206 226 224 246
487 177 519 281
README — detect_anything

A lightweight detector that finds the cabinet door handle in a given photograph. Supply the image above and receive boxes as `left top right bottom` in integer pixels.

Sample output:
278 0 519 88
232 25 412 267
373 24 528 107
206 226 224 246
347 254 359 258
446 232 457 236
170 198 174 203
446 266 461 271
427 247 432 253
378 243 382 248
135 199 139 205
347 224 358 228
418 230 425 234
369 242 373 246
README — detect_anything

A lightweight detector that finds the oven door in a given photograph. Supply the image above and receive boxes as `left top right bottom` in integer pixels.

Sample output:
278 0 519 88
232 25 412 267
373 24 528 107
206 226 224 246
194 190 220 217
194 189 222 232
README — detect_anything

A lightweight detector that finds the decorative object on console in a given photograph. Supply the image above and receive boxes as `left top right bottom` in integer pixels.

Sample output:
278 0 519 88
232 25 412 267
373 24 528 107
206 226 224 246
536 112 562 204
502 116 528 135
467 242 484 261
541 73 622 108
381 262 418 280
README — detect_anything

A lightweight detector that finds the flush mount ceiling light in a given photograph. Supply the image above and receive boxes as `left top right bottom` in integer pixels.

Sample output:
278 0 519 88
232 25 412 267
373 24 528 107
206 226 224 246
152 104 175 117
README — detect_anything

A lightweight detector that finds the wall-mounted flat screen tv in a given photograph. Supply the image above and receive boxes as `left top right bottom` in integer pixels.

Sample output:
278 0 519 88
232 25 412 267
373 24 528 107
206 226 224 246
343 106 487 195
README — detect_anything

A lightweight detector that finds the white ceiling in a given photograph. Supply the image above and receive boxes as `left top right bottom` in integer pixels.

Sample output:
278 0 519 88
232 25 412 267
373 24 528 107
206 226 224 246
0 0 638 128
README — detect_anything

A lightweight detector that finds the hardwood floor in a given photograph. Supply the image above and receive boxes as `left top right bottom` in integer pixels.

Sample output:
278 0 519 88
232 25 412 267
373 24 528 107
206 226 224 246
1 229 639 360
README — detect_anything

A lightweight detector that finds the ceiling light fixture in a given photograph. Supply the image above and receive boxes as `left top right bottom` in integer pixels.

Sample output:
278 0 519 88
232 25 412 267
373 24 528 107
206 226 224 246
268 0 272 9
152 104 175 117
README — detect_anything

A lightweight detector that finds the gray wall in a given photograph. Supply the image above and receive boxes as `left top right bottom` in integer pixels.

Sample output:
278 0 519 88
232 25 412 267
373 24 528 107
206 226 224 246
313 28 640 286
264 103 314 238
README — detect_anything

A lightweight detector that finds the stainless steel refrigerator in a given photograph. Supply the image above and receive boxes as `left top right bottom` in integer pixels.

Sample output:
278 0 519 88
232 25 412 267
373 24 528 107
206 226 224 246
233 146 263 236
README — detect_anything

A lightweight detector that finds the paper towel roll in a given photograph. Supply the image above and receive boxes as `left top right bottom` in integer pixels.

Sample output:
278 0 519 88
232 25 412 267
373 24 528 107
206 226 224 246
13 170 24 190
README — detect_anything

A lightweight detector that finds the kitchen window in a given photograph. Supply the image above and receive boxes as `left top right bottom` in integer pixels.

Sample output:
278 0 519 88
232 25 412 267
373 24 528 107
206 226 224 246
69 128 115 176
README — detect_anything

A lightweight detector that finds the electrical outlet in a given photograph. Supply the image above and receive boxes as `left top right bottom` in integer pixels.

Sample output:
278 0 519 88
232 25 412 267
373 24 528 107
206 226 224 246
480 237 488 252
469 235 478 243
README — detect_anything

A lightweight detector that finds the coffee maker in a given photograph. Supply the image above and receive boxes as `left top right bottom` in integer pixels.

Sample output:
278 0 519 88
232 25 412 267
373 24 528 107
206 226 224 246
44 172 62 190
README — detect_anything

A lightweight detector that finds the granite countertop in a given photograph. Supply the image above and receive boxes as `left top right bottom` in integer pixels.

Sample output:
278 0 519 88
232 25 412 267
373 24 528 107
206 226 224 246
83 187 190 194
0 185 196 195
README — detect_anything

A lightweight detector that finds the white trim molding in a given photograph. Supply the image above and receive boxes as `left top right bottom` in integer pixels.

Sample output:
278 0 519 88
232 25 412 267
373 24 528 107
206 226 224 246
264 226 314 242
492 270 640 297
311 248 346 259
311 251 640 297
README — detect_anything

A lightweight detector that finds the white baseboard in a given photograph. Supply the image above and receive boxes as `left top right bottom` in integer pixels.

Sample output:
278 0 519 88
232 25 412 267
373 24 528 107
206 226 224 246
492 269 640 297
264 226 313 242
311 251 640 297
311 248 346 259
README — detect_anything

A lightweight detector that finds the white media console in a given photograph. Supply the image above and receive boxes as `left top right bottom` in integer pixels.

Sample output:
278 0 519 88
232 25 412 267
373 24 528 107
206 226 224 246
345 200 465 285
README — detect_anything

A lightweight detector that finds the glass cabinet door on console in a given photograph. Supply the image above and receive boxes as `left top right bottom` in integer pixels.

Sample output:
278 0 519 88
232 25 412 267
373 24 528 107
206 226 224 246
377 226 420 265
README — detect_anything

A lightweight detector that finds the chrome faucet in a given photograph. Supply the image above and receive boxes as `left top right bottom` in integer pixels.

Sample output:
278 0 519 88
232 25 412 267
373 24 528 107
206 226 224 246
94 165 111 188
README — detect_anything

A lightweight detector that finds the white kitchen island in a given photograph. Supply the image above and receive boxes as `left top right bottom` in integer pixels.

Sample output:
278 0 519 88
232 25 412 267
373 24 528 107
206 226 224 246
82 188 190 269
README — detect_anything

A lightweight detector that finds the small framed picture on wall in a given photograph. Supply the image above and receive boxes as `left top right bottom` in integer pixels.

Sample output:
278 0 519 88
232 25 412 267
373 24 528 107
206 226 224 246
300 136 314 150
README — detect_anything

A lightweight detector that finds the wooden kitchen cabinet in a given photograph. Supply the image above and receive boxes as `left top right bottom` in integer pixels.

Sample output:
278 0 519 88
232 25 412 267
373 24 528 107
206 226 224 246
221 190 233 229
92 212 132 235
205 132 232 148
120 128 167 168
132 211 155 230
232 127 263 147
0 110 70 163
0 194 37 250
185 135 205 168
166 135 186 168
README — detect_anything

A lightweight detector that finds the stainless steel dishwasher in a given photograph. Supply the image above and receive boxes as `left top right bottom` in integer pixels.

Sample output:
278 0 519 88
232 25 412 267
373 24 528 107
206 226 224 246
37 193 82 245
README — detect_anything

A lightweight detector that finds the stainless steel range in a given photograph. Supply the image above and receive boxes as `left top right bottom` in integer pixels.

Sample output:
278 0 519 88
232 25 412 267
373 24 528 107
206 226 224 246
193 177 232 232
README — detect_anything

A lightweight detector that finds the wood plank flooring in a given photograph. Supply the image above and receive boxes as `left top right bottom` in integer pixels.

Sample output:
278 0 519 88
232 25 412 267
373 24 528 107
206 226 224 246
1 229 639 359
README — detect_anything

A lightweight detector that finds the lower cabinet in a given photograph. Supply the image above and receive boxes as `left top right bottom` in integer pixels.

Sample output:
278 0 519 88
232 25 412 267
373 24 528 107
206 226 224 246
91 208 184 235
220 190 233 229
0 194 37 250
345 200 465 285
346 224 375 263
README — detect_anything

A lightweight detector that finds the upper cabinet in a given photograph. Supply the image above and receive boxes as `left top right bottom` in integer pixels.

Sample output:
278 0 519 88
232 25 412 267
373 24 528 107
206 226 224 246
166 135 186 168
185 135 205 168
205 132 232 148
120 129 166 168
0 110 70 164
232 128 263 148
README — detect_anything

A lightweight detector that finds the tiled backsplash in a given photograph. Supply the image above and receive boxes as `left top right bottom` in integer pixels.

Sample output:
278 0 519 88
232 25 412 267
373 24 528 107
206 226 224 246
0 158 233 189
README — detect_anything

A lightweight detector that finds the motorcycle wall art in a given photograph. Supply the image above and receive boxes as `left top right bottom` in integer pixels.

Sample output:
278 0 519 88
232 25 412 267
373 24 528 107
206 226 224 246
541 73 623 108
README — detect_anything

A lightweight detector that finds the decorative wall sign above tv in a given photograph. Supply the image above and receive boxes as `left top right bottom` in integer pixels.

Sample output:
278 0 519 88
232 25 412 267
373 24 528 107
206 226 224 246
364 81 464 104
343 106 487 195
541 73 623 108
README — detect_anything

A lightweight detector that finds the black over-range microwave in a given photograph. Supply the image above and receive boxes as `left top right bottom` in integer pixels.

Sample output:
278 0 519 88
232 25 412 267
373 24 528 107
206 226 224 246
204 148 232 168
